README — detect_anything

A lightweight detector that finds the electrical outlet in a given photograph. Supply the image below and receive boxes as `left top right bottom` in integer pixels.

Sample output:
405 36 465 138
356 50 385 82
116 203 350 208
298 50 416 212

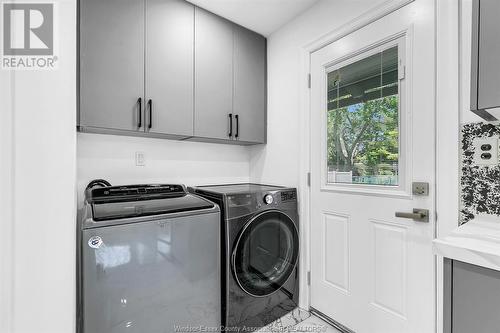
473 137 498 166
135 152 145 166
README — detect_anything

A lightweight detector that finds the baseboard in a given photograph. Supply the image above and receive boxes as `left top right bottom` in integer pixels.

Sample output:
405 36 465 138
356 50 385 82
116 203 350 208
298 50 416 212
309 307 356 333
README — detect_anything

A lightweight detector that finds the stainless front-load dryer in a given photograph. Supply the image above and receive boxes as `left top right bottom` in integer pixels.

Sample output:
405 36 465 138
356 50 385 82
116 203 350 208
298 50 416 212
190 184 299 331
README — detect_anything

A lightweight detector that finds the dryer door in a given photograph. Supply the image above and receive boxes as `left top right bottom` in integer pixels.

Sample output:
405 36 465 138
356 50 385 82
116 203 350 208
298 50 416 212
232 210 299 297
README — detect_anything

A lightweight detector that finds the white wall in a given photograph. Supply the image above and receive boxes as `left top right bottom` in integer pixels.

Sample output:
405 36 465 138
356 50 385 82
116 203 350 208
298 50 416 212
436 0 461 235
0 54 14 333
1 1 77 332
435 1 461 331
77 133 251 205
434 0 483 239
249 0 388 187
460 0 483 124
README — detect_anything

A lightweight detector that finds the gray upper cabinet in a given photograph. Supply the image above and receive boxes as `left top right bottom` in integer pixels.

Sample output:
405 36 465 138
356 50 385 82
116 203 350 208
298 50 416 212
471 0 500 121
194 8 234 141
233 26 266 143
79 0 266 145
146 0 194 137
79 0 144 132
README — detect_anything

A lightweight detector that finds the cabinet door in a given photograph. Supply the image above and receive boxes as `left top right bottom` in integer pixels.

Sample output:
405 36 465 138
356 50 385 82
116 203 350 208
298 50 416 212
233 26 266 143
80 0 144 131
146 0 194 137
452 261 500 333
477 0 500 110
194 8 234 140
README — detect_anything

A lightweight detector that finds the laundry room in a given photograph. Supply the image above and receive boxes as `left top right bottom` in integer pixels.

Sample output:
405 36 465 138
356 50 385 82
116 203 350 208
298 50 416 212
4 0 500 332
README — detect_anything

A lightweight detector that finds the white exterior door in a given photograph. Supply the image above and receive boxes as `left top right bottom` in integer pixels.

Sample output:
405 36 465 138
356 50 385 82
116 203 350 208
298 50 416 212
309 1 435 333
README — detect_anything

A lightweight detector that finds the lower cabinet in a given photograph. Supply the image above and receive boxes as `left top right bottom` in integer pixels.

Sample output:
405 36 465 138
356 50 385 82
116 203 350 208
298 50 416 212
444 259 500 333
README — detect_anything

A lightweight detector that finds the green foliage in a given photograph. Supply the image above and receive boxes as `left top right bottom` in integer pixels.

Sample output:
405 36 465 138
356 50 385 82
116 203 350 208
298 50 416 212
327 96 399 176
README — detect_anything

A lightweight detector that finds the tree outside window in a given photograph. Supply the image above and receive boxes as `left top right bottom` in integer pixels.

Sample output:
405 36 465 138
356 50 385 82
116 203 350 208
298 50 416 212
326 46 399 186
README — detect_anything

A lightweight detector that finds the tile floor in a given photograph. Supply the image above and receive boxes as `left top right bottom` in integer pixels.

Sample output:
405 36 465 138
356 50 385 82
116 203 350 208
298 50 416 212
255 308 341 333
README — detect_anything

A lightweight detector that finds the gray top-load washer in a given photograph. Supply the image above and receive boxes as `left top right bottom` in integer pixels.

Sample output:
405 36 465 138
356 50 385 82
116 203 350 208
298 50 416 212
78 183 220 333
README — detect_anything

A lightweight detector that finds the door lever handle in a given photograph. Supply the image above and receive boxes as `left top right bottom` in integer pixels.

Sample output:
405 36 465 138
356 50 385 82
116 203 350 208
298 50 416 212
395 209 429 222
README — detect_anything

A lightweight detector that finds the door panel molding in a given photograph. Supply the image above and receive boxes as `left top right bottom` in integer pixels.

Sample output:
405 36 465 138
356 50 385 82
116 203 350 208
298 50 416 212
370 219 408 319
323 211 351 294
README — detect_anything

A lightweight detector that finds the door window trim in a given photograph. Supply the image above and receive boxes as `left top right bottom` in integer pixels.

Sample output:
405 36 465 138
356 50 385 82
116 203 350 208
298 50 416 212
318 32 412 198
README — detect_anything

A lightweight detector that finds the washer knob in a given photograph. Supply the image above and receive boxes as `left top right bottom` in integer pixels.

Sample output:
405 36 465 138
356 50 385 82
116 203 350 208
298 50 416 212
264 194 274 205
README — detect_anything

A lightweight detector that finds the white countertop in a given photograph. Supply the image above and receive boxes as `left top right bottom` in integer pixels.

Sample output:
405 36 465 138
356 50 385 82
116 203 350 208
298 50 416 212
433 215 500 271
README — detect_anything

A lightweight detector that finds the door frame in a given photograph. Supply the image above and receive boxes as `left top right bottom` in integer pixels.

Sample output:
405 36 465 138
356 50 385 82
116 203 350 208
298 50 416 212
297 1 460 333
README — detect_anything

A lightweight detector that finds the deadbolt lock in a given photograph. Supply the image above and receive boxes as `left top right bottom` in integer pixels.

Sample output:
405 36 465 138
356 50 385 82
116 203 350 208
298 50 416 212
412 182 429 196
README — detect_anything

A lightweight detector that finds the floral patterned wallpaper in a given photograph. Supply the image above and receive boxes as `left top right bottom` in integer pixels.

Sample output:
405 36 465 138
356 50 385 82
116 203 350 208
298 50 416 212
461 122 500 224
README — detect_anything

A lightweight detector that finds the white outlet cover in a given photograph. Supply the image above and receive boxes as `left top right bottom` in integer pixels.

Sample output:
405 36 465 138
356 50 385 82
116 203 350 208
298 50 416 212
473 137 498 166
135 152 145 166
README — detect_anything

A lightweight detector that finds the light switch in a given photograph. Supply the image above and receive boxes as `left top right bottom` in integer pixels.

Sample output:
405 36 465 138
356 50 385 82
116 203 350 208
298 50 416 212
135 152 145 166
473 137 498 166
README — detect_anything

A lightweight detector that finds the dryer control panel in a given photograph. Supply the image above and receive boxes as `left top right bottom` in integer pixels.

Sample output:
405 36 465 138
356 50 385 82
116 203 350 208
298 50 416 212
280 190 297 202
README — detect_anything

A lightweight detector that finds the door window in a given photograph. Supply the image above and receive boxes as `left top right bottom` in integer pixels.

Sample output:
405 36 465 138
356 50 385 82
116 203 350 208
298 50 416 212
326 45 401 186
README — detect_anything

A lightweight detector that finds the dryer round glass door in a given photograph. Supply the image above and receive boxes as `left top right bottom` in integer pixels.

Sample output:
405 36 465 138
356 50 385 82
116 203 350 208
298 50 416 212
232 210 299 297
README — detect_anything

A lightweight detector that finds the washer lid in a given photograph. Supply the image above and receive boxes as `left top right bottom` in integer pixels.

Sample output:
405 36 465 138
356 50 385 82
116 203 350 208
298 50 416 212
91 194 214 222
193 183 285 195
